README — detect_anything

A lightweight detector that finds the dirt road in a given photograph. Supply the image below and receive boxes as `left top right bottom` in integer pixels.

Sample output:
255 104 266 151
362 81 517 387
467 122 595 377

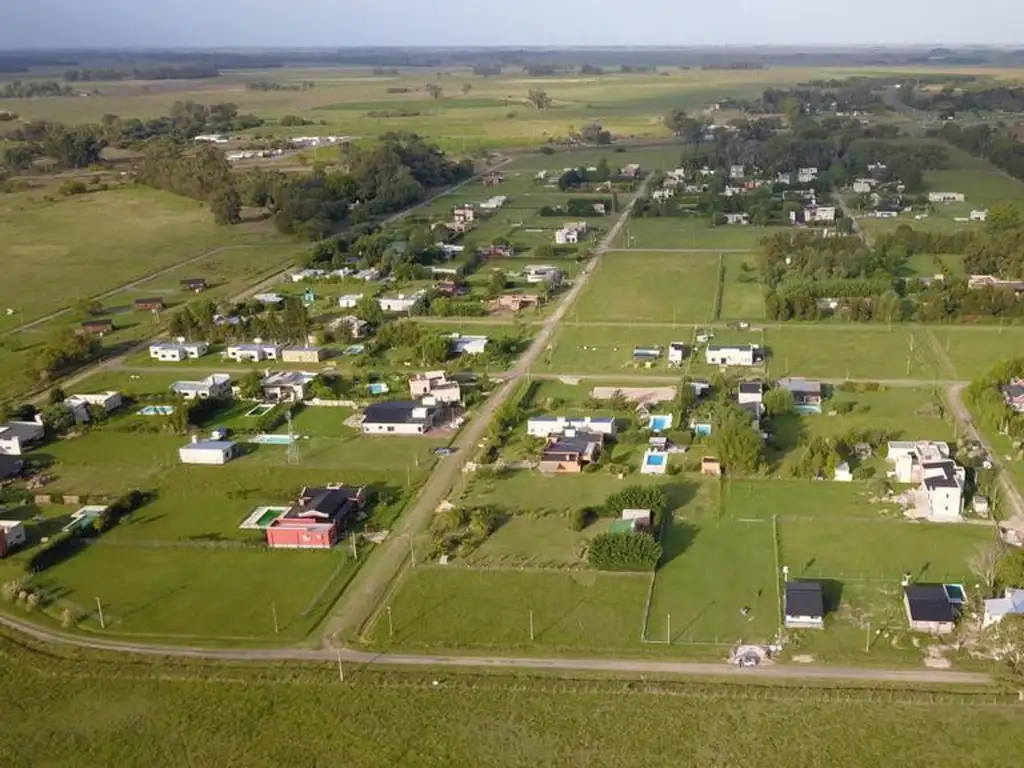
324 175 654 642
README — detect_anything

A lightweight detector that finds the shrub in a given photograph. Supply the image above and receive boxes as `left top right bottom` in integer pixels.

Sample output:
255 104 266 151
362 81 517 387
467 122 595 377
834 401 855 415
588 531 661 571
603 485 669 528
24 530 84 574
568 507 590 531
539 146 556 155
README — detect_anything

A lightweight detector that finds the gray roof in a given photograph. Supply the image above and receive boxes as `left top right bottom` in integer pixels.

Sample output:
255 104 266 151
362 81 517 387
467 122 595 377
785 581 824 619
0 422 43 442
923 461 959 490
182 439 236 451
364 400 437 425
777 377 822 395
905 585 956 623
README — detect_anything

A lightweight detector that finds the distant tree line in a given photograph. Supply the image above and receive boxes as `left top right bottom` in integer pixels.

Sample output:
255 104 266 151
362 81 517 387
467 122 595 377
0 80 77 98
903 85 1024 115
63 64 220 81
245 80 315 92
935 124 1024 185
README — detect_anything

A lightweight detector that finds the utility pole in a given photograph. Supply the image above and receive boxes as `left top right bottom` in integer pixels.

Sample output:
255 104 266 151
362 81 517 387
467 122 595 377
409 535 416 568
351 532 358 560
865 621 871 653
95 597 105 629
272 603 279 634
667 613 671 645
336 648 344 682
387 605 394 638
529 609 535 641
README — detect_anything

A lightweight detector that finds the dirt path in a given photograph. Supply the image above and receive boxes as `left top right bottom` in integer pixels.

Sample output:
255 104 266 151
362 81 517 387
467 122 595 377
323 175 654 642
0 611 989 685
946 383 1024 532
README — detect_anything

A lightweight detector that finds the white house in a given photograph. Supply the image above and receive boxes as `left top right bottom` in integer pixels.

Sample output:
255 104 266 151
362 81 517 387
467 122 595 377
887 441 951 483
262 371 317 402
450 334 488 356
886 441 964 521
525 265 563 285
928 192 966 203
804 206 836 223
784 581 825 629
737 381 763 405
149 341 208 362
527 416 617 438
290 269 327 282
0 421 44 456
378 291 426 314
410 372 462 404
723 212 750 225
65 391 122 422
179 438 237 465
984 588 1024 629
362 400 444 435
970 209 989 222
225 343 281 363
797 167 819 183
730 164 745 179
652 189 675 202
555 221 587 245
0 520 27 550
852 179 875 194
705 344 760 367
479 195 508 211
253 292 284 306
171 374 232 400
337 294 364 309
668 342 687 366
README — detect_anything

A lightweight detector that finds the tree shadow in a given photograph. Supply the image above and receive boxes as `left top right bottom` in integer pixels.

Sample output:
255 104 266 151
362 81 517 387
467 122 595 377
656 511 698 568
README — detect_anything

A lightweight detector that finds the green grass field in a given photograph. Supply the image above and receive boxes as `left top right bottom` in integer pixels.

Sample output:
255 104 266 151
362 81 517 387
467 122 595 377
720 252 766 319
616 219 788 249
570 251 719 323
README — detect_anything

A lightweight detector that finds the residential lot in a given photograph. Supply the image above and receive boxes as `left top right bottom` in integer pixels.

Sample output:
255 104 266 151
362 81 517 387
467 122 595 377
614 219 787 250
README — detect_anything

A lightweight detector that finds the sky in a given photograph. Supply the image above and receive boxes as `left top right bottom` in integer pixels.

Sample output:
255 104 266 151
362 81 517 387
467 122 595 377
2 0 1024 49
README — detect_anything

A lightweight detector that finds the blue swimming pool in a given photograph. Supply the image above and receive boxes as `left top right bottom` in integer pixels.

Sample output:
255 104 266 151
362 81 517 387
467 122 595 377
645 454 666 466
249 434 294 445
138 405 173 416
649 414 673 432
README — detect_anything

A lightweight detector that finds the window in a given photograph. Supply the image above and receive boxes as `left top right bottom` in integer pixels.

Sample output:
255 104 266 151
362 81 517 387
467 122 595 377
386 426 395 433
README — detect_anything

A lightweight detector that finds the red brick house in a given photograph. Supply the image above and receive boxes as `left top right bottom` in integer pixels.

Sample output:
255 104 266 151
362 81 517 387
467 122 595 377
133 297 165 312
180 278 208 293
265 485 366 549
80 318 114 335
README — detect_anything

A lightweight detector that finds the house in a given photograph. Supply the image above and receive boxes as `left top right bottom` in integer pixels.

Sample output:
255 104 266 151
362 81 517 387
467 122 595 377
651 189 675 202
776 171 792 185
337 293 364 309
525 265 563 285
180 278 208 292
378 291 426 314
921 460 966 521
149 341 208 362
448 334 488 357
479 195 508 211
632 346 662 364
225 343 280 363
492 293 542 312
974 496 991 516
852 179 875 194
887 441 951 483
797 167 818 183
903 584 957 634
253 292 285 307
362 400 444 435
803 206 836 223
171 373 232 400
64 391 122 422
281 347 324 364
555 221 588 245
620 508 653 529
928 192 965 203
60 505 106 534
179 437 237 465
409 371 462 404
777 378 823 413
265 485 366 550
619 163 642 179
539 431 604 474
723 212 750 225
0 421 44 456
737 381 763 405
970 209 988 222
80 318 114 336
479 244 515 259
0 520 26 555
262 371 317 402
482 172 503 186
729 164 745 179
833 461 854 482
983 588 1024 629
355 268 381 282
668 342 687 366
701 456 723 476
968 274 1024 292
330 315 368 340
527 416 617 438
705 344 760 367
133 297 165 312
0 454 25 480
784 581 825 629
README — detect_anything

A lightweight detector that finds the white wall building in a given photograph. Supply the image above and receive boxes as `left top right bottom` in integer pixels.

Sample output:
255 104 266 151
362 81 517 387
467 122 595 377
149 342 208 362
410 372 462 403
0 520 27 549
337 294 363 309
0 421 44 456
378 291 426 314
225 343 281 363
179 438 237 465
171 374 232 400
528 416 617 438
668 342 687 366
928 192 966 203
984 588 1024 629
797 167 819 183
705 344 759 367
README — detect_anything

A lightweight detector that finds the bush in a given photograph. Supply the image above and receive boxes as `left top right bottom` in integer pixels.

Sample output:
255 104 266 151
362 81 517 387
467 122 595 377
539 146 556 155
24 530 84 574
588 532 661 571
568 507 591 531
834 401 855 415
603 485 669 528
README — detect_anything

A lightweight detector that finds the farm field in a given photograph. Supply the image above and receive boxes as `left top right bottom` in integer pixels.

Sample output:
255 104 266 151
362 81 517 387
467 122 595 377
928 326 1024 378
3 633 1024 768
538 324 697 375
570 251 720 324
719 252 766 320
615 218 787 250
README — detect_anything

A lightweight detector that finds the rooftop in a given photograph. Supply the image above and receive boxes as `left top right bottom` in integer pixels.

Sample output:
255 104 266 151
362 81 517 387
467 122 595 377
182 439 236 452
738 381 762 394
922 460 961 490
777 377 822 395
905 584 956 623
545 431 603 456
262 371 317 387
785 581 824 619
278 486 364 523
364 400 437 425
0 422 43 441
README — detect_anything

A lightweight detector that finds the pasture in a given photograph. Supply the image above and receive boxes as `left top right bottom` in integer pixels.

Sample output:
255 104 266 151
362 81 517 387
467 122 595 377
615 218 786 250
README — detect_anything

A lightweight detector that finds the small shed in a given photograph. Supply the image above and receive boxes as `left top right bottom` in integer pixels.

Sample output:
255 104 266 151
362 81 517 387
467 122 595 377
701 456 722 477
179 438 237 466
784 581 825 629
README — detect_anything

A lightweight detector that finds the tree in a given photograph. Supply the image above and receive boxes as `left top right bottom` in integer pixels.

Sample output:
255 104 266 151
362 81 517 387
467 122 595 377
238 371 264 400
588 532 661 571
534 243 556 261
972 541 1007 595
461 83 472 96
210 185 242 225
997 548 1024 590
426 83 443 100
355 294 385 327
527 89 552 109
417 334 450 365
40 403 75 434
763 387 795 417
594 156 611 183
47 387 66 405
487 270 507 299
74 297 102 317
665 109 703 142
987 614 1024 696
713 404 762 474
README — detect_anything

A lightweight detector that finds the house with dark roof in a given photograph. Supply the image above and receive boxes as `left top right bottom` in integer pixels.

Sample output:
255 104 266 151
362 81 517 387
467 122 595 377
0 421 44 456
777 378 823 413
539 431 604 474
133 297 165 312
266 485 366 549
0 455 25 479
362 400 444 436
1003 379 1024 414
903 584 957 634
784 581 825 629
180 278 208 292
80 318 114 335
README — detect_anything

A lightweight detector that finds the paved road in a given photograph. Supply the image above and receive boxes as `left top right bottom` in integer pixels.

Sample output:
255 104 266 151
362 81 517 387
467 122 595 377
0 611 990 685
946 383 1024 532
324 175 654 642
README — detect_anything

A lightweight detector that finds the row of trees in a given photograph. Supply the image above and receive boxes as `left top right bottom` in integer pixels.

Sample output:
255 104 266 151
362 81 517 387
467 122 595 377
0 80 76 98
136 141 240 223
937 124 1024 186
64 65 220 81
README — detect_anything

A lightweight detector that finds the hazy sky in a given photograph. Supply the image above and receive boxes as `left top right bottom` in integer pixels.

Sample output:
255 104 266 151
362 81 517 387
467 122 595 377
3 0 1023 49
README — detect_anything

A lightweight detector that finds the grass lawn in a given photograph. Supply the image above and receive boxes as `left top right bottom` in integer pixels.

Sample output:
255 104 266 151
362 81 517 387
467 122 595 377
32 544 357 641
538 325 698 375
763 326 944 380
0 186 287 331
368 567 650 651
725 479 895 521
570 251 720 324
461 471 695 512
719 252 766 320
615 219 787 250
928 326 1024 379
647 493 779 645
461 514 616 569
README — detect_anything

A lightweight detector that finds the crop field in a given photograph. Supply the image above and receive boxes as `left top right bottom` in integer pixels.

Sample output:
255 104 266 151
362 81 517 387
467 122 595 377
720 252 766 320
570 251 720 323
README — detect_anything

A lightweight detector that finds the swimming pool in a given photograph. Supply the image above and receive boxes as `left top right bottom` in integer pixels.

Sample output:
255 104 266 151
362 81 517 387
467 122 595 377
367 382 389 395
641 449 668 475
138 405 173 416
245 403 275 417
343 344 365 356
249 434 295 445
648 414 673 433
